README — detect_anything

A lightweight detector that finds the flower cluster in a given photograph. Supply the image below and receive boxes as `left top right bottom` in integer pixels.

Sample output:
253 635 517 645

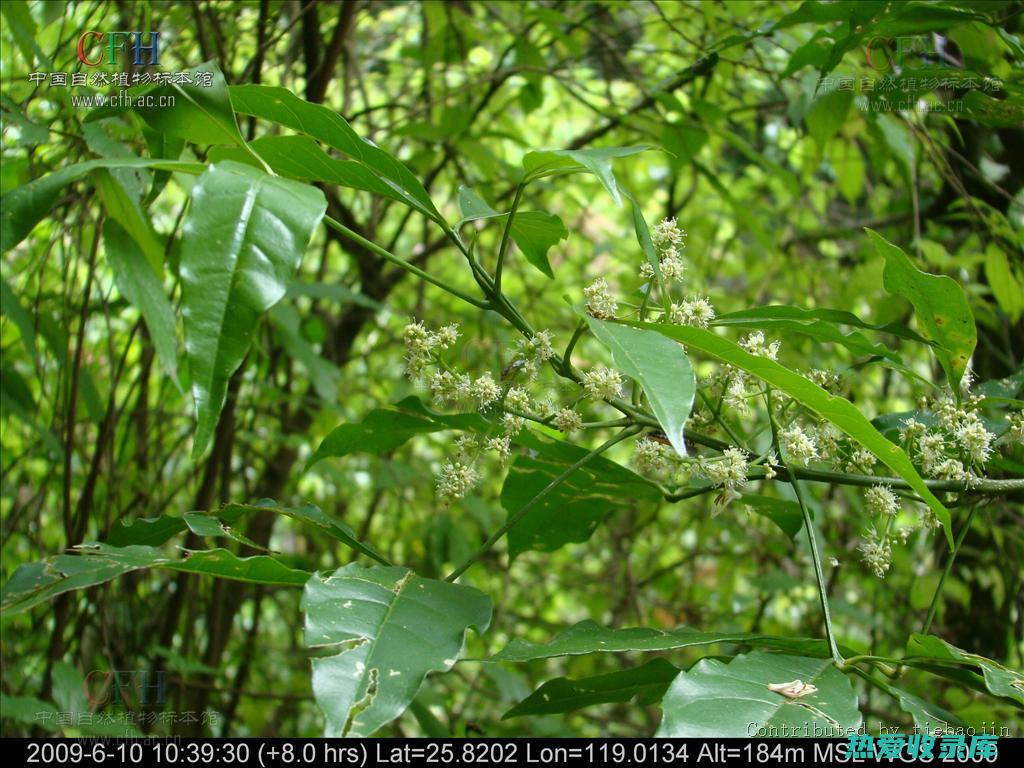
703 447 750 506
858 528 892 579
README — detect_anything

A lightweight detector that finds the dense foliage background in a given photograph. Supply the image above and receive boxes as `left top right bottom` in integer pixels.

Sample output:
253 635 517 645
1 0 1022 738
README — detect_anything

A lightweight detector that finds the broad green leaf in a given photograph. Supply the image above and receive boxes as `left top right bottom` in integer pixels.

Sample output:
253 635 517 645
630 321 953 548
588 318 696 456
137 62 243 146
211 135 414 210
502 431 661 558
0 276 37 358
985 245 1024 322
307 409 446 469
869 229 976 390
907 634 1024 705
229 84 442 223
740 494 803 539
102 220 179 384
503 659 679 718
0 158 204 253
891 686 967 734
522 146 653 205
1 544 308 615
107 499 387 565
181 161 326 457
490 620 834 662
713 305 930 345
94 170 165 275
625 191 661 280
0 1 50 68
657 651 862 737
303 564 491 737
805 89 853 146
455 186 566 277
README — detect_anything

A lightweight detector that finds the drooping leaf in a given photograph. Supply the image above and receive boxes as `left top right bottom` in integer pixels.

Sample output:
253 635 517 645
106 499 387 565
307 409 447 469
136 62 244 147
0 158 204 253
740 494 804 539
906 634 1024 705
657 651 862 737
102 220 179 384
503 658 679 718
805 89 853 146
588 318 696 456
455 186 566 277
94 169 165 275
1 544 309 615
303 564 491 736
229 84 442 223
502 431 661 558
521 146 653 205
891 686 967 734
181 161 326 457
490 620 835 663
868 229 976 391
630 321 953 548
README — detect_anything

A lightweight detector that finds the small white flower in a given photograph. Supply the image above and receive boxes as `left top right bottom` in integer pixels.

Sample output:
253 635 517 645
429 371 471 404
501 413 526 435
633 437 672 477
584 278 618 319
552 408 582 433
652 217 686 252
659 254 686 282
505 386 531 413
581 364 623 400
436 460 479 499
858 529 892 578
639 262 656 279
779 425 818 466
955 416 994 465
739 331 780 361
485 435 512 463
705 447 750 493
471 374 501 409
670 297 716 328
864 485 900 517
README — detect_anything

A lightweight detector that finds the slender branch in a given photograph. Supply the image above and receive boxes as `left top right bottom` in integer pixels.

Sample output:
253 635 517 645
922 504 979 635
766 389 844 666
494 182 525 295
323 215 488 308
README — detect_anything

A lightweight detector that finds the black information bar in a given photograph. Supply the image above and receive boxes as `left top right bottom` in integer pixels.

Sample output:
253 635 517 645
3 737 1020 768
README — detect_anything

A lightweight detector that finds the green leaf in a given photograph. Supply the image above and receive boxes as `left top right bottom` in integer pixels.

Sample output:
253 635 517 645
102 220 179 384
0 276 37 358
307 409 446 469
713 305 930 345
522 146 653 205
805 89 853 146
629 321 954 548
503 658 679 718
303 564 491 736
107 499 387 565
502 431 661 558
891 686 967 734
93 169 165 275
657 651 862 737
984 245 1024 322
868 229 976 390
1 158 204 254
181 161 326 457
907 634 1024 705
1 544 308 615
588 318 696 456
137 62 244 146
740 494 804 539
455 187 567 277
269 303 338 401
229 84 442 223
490 620 835 662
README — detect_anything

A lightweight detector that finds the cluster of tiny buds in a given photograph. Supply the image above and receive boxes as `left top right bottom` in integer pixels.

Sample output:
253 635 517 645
584 278 618 319
858 528 892 579
899 391 998 483
581 364 623 401
703 447 751 506
739 331 781 361
779 424 818 466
